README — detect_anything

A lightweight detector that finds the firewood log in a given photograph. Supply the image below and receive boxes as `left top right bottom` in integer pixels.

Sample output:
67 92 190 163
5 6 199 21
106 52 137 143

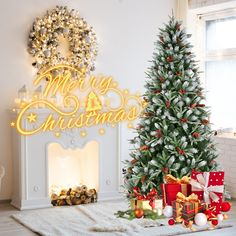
80 194 86 202
51 193 58 201
75 186 82 193
60 189 67 196
84 197 92 204
81 185 88 193
65 196 72 205
57 199 66 206
67 188 72 196
71 197 82 205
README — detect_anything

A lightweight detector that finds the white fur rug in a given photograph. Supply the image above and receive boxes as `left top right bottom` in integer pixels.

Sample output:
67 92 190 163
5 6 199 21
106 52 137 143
12 201 232 236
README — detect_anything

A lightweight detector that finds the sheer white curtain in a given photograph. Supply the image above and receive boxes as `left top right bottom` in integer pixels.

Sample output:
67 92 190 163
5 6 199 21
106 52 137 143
204 16 236 130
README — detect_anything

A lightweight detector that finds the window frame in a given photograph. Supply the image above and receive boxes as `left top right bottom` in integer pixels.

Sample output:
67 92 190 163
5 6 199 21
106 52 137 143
199 9 236 62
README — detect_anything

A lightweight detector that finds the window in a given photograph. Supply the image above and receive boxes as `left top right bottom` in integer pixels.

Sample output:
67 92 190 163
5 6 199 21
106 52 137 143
199 10 236 130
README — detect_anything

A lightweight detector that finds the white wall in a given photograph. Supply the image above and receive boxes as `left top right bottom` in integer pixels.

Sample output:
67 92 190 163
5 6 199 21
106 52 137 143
0 0 176 200
214 136 236 198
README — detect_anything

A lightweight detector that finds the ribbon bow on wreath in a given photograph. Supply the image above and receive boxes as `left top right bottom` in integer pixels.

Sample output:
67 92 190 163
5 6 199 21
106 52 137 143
190 172 224 204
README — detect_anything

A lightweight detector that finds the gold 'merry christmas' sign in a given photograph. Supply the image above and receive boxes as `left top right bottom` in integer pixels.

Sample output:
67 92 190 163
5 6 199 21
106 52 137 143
12 65 144 136
11 6 144 136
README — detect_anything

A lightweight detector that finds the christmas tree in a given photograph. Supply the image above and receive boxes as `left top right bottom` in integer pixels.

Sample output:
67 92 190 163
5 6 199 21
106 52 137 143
86 91 102 113
123 17 218 197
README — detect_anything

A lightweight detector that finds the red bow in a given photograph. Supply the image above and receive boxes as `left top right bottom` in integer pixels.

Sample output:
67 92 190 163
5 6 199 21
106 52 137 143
132 187 158 209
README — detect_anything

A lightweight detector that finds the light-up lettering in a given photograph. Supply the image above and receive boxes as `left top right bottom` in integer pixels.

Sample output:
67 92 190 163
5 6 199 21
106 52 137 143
13 65 144 136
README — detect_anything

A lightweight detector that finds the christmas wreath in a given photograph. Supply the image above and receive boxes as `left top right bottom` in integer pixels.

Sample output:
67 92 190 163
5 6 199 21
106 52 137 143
28 6 97 73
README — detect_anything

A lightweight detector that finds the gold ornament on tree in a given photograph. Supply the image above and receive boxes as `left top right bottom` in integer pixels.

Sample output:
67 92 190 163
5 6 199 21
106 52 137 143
28 6 97 74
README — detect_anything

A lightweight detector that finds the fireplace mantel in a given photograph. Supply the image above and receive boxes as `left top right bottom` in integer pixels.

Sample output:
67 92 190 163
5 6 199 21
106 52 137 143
10 109 122 210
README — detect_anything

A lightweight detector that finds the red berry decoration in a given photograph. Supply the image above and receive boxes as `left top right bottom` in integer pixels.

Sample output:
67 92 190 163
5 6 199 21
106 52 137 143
134 208 144 218
192 132 201 138
166 100 171 108
166 56 173 62
211 219 218 226
221 202 231 212
168 218 175 225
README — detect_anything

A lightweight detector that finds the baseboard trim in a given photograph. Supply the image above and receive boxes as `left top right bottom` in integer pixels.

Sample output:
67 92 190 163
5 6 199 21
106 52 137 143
0 199 11 204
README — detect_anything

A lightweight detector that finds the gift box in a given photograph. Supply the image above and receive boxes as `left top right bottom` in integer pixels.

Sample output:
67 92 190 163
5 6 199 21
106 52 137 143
161 174 192 206
190 171 224 214
130 199 163 213
130 187 162 213
131 199 152 210
172 192 204 222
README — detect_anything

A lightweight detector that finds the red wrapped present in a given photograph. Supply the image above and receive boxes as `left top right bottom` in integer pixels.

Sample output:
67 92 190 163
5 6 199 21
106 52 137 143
190 171 224 214
161 174 192 206
172 192 204 222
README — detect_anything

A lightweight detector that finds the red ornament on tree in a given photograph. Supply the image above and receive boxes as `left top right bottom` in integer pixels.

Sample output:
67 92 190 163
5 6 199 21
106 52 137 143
176 23 181 30
141 175 146 184
196 104 205 107
166 101 171 108
137 125 144 129
179 89 186 94
159 77 165 83
131 159 138 165
180 118 188 123
221 202 231 212
190 103 197 109
168 218 175 225
201 119 209 125
159 36 164 42
154 89 161 94
162 167 169 174
192 132 200 138
166 56 173 62
176 147 186 155
156 129 162 138
134 208 144 218
140 145 149 151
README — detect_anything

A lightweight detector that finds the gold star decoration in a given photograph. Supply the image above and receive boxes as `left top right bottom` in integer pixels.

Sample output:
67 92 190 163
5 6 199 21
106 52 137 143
99 128 105 135
80 130 87 137
112 82 118 88
127 122 134 129
55 132 61 138
142 101 148 108
27 113 37 123
10 122 15 127
123 89 129 95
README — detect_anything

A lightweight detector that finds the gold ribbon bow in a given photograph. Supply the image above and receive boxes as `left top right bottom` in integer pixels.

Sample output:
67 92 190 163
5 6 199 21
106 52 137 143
164 174 190 184
176 192 199 204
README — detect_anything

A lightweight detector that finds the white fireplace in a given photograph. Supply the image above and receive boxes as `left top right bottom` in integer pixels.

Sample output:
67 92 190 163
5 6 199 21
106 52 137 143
10 109 122 210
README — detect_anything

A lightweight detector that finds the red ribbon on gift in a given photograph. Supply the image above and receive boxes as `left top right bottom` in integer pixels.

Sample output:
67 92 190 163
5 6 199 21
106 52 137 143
132 187 158 209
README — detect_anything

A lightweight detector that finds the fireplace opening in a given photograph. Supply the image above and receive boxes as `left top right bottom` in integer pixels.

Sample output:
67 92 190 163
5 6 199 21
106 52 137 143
48 141 99 206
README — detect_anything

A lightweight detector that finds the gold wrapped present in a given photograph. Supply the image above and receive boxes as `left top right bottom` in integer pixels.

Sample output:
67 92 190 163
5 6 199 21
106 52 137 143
130 199 163 212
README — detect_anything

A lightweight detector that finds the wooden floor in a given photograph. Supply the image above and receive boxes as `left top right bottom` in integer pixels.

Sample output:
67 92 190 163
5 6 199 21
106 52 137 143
0 201 236 236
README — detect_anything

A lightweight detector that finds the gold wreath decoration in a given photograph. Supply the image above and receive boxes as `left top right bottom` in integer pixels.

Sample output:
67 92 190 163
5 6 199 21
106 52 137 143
28 6 97 74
